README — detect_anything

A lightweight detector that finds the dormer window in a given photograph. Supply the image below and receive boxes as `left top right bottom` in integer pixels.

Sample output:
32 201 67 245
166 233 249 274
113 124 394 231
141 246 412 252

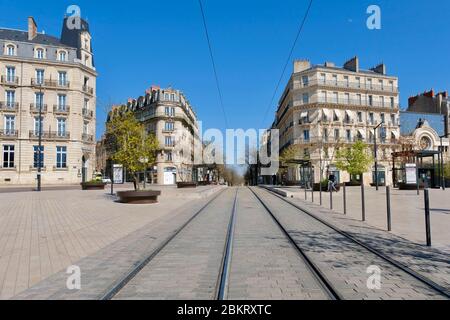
36 48 44 59
58 51 67 61
6 44 16 56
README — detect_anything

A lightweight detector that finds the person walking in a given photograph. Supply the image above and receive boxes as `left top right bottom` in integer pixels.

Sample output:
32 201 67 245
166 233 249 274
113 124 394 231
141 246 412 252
328 173 337 192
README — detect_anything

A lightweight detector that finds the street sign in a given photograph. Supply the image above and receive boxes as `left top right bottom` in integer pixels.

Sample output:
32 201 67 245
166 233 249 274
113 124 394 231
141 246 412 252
113 164 124 184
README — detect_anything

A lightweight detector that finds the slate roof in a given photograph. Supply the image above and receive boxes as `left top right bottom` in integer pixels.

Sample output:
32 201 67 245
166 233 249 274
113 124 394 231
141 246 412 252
0 28 73 48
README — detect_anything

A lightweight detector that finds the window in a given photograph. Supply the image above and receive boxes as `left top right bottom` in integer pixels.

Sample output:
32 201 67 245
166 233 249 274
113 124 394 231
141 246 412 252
56 146 67 168
368 95 373 106
6 91 15 108
36 48 44 59
165 151 173 162
302 93 309 104
344 93 350 104
302 75 309 87
6 66 16 83
320 91 327 103
346 130 352 142
58 51 67 61
379 79 384 90
323 129 329 141
58 72 67 86
57 118 67 137
320 73 326 84
164 122 174 132
367 78 373 89
356 94 362 105
83 122 88 135
164 93 170 101
391 114 396 126
357 112 363 123
333 111 339 122
303 130 310 142
380 96 385 107
35 92 44 108
165 136 174 147
165 107 175 116
3 145 15 168
344 76 349 87
36 69 45 85
356 77 361 88
334 129 340 140
332 92 339 104
57 95 66 110
369 113 374 125
332 74 338 85
390 97 395 109
4 115 15 135
33 146 44 168
381 113 385 124
34 116 43 135
6 45 15 56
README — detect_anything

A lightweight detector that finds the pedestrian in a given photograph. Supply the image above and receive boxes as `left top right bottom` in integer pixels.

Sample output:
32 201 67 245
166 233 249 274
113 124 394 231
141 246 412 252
328 173 337 192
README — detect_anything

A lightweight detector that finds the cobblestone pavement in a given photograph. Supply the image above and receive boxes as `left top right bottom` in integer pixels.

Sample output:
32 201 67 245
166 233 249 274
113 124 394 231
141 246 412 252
227 188 329 300
266 186 450 291
252 188 448 300
114 188 237 300
0 185 223 300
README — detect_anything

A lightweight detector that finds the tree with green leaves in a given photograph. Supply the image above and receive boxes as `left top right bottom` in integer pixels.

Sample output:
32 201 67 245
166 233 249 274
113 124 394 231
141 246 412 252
335 140 373 182
106 111 160 190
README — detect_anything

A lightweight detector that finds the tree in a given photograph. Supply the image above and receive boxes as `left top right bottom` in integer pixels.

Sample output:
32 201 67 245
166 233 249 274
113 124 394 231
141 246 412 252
335 140 373 182
106 111 160 190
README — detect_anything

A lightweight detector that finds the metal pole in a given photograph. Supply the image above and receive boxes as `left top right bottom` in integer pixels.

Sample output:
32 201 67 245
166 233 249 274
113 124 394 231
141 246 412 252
424 189 432 246
330 187 333 210
416 157 420 196
111 162 114 196
386 186 392 231
37 85 42 192
361 182 366 221
374 128 379 191
311 168 314 203
343 183 347 215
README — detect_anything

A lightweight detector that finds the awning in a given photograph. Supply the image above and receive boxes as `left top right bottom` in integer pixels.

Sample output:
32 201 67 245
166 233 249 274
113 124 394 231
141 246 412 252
322 108 330 118
333 110 341 120
300 111 309 118
391 131 399 139
358 129 366 138
345 110 353 119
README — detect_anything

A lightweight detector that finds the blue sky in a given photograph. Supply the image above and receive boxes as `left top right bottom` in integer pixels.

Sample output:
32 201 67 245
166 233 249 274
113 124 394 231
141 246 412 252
1 0 449 140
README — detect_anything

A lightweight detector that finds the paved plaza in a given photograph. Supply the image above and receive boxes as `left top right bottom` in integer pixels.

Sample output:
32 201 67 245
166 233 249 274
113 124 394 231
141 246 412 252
0 184 224 299
273 186 450 253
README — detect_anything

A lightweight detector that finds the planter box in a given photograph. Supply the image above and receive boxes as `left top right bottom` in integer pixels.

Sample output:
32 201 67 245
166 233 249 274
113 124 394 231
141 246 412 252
117 190 162 204
445 179 450 188
81 183 106 190
177 182 198 189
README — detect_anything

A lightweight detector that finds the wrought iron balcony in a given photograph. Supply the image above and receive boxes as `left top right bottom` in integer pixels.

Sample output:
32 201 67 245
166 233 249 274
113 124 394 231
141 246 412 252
1 75 19 85
294 79 399 93
82 108 94 119
0 102 19 111
82 85 94 95
30 103 48 113
82 133 94 142
31 78 70 89
0 130 18 138
29 131 70 140
53 105 71 114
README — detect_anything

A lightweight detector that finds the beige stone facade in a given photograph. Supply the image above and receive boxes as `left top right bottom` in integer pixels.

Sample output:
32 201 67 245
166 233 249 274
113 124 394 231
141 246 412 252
275 57 401 185
105 86 200 185
0 17 96 185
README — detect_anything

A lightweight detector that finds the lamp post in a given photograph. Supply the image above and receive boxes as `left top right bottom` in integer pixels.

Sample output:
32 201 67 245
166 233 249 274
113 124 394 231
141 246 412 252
374 121 385 191
439 134 448 190
37 84 43 192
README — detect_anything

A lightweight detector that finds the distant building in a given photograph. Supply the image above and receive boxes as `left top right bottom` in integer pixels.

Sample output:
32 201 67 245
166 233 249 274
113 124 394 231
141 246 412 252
272 57 401 186
102 86 200 185
0 16 97 185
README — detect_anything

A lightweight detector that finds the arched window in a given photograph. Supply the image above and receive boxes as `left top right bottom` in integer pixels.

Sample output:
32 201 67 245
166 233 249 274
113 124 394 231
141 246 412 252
58 51 67 61
6 45 15 56
35 48 44 59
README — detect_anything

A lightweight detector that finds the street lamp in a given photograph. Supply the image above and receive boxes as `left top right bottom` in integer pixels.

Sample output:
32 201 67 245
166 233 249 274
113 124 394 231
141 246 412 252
37 84 43 192
374 121 385 191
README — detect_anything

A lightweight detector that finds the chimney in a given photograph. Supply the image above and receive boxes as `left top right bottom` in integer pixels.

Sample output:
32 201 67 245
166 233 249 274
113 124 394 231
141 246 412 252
324 62 335 68
343 56 359 72
293 60 311 73
370 63 386 75
28 17 38 41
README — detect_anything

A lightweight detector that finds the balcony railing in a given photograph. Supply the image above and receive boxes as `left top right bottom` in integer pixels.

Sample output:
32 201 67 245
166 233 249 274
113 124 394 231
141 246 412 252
0 102 19 111
53 105 70 114
82 133 94 142
1 76 19 85
295 136 400 146
29 131 70 140
31 78 70 89
82 85 94 95
30 103 48 113
0 130 18 138
82 108 94 118
295 79 399 93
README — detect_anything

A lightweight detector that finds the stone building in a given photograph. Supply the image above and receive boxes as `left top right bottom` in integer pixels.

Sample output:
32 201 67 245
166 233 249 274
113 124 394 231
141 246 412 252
0 16 97 185
104 85 200 185
273 57 401 186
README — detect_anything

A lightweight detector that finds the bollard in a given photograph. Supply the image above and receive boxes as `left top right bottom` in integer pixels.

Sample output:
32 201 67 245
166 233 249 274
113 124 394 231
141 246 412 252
361 183 366 222
330 188 333 210
305 183 307 201
311 176 314 203
343 183 347 215
386 186 392 231
319 181 323 206
424 189 432 247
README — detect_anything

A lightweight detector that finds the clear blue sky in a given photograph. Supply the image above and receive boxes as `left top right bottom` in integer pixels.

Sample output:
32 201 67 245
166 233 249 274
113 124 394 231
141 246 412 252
1 0 449 140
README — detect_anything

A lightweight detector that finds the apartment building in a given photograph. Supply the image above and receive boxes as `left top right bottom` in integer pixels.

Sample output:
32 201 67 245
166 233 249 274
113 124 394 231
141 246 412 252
275 57 401 185
0 16 97 185
106 86 200 185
